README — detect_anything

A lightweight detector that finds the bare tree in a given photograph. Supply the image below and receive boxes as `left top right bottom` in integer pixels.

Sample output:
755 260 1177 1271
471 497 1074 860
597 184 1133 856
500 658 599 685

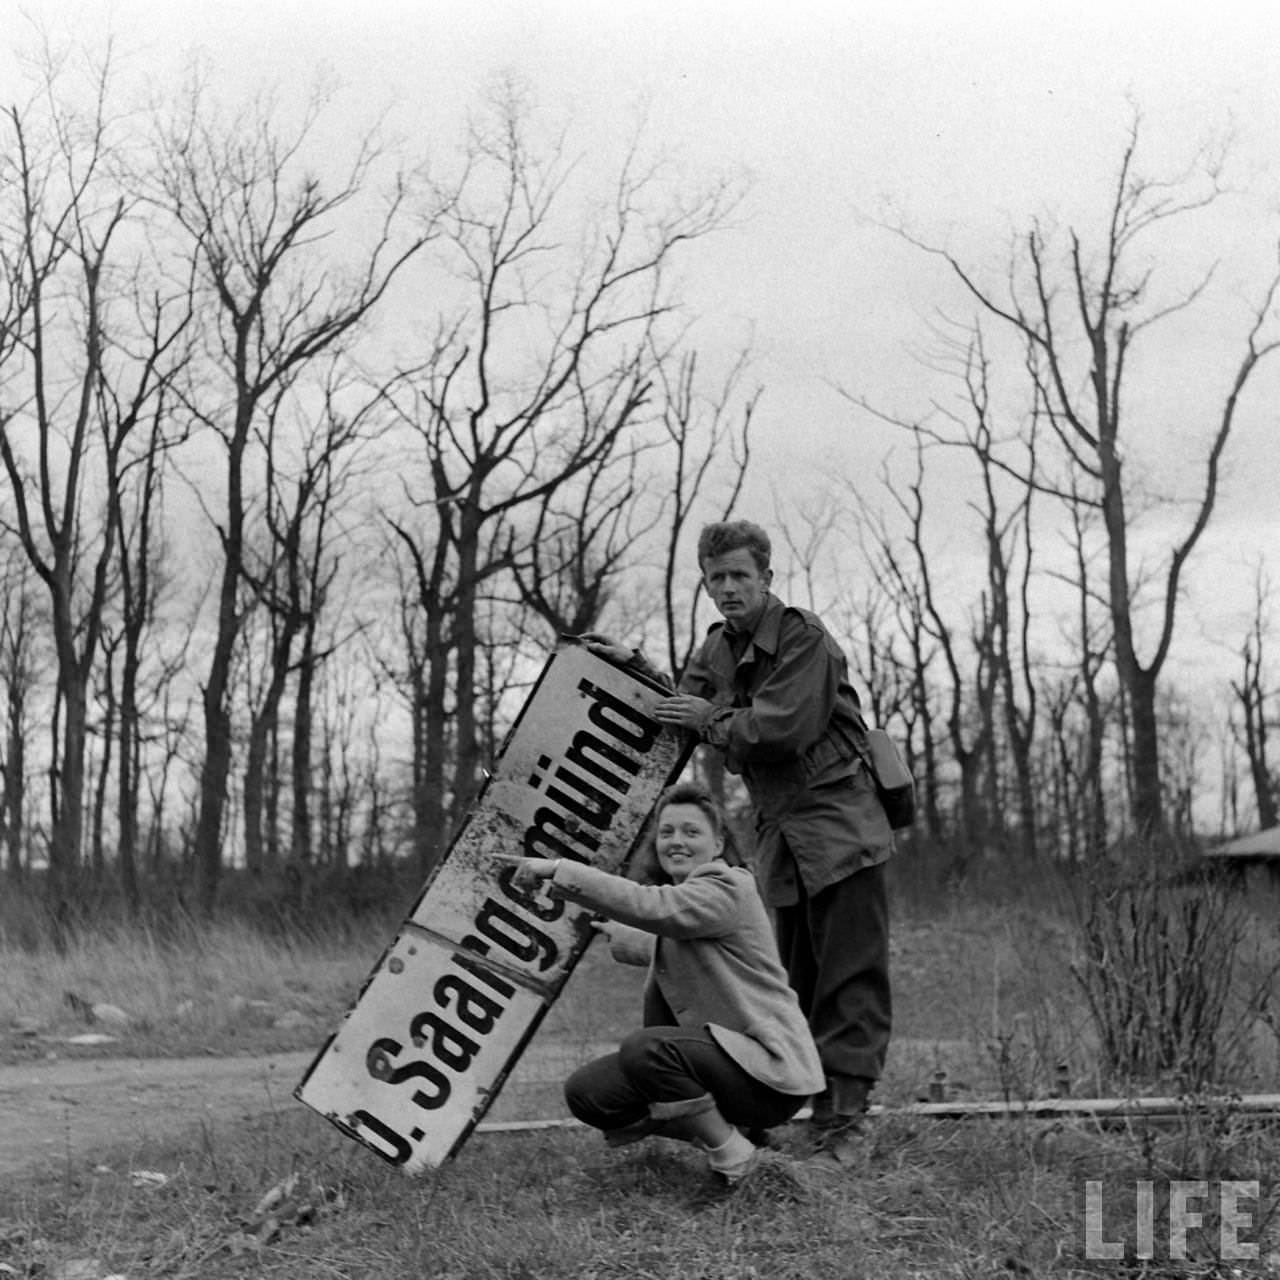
152 75 433 910
241 364 370 875
844 324 1041 863
315 648 398 870
889 431 998 875
98 315 193 908
860 337 1040 861
383 84 739 874
1055 477 1113 858
958 332 1041 861
287 455 351 873
1231 568 1279 831
381 520 454 879
0 49 190 911
508 443 657 641
652 347 758 681
0 546 44 877
853 499 942 841
929 120 1280 835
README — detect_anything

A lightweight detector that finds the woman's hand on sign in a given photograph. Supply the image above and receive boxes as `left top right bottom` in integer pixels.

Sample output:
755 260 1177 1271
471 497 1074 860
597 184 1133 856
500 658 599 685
493 854 560 890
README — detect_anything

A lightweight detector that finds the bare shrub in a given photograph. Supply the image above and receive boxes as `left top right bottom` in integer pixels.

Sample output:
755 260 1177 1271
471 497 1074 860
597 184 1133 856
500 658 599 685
1070 841 1268 1091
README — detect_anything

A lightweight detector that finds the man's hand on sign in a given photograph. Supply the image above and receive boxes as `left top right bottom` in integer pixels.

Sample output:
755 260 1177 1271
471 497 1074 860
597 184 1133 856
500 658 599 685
493 853 560 890
654 693 714 731
576 633 633 665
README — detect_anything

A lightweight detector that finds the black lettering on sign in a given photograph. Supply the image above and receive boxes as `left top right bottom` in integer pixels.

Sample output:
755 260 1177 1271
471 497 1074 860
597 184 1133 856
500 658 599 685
519 679 658 864
522 805 599 860
409 1011 479 1073
497 865 567 921
348 666 667 1168
529 752 621 829
434 973 504 1035
565 728 643 782
474 898 559 971
358 941 525 1163
578 678 661 752
365 1036 451 1110
353 1109 413 1165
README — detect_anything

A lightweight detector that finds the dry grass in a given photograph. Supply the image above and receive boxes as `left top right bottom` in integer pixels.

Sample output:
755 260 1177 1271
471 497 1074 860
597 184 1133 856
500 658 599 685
0 917 371 1060
3 866 1280 1277
6 1099 1279 1277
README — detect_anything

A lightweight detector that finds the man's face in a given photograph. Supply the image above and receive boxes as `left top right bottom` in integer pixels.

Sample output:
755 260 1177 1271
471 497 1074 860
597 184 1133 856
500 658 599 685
701 547 772 633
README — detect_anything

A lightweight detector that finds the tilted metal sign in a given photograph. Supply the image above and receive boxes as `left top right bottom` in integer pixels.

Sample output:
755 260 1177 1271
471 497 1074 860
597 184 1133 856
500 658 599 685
294 642 689 1174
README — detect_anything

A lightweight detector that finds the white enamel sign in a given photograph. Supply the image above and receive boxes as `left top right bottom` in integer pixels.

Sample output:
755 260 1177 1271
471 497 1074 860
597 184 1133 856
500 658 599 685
295 643 689 1173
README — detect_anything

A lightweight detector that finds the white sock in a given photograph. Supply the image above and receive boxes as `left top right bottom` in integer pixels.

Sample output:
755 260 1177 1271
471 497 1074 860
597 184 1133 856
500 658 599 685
705 1129 757 1180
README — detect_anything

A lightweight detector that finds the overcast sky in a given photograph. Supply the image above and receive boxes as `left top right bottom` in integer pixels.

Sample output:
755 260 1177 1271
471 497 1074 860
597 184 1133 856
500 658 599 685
7 0 1280 666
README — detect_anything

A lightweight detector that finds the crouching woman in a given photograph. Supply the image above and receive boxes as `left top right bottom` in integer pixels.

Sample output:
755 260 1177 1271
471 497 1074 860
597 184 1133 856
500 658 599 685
502 782 823 1184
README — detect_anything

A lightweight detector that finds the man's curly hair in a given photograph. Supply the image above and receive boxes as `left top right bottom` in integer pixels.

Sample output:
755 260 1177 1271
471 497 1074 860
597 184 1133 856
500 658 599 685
696 520 771 573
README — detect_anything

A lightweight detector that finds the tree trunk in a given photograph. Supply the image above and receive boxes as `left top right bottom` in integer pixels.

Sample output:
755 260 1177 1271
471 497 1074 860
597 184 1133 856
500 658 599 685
451 509 483 820
195 677 234 911
1236 629 1279 831
1083 677 1108 859
49 678 87 905
420 623 451 879
243 699 278 876
91 654 115 877
290 623 317 867
1127 668 1163 837
1252 761 1278 831
117 643 141 913
1098 427 1163 838
194 400 251 911
3 678 26 878
48 566 91 907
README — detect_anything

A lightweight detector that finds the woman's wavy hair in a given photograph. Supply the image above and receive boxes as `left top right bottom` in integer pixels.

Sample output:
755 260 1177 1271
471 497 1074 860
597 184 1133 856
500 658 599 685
631 781 745 885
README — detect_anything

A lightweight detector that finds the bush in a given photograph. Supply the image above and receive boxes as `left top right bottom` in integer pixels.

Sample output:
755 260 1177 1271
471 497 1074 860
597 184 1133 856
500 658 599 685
1069 838 1267 1091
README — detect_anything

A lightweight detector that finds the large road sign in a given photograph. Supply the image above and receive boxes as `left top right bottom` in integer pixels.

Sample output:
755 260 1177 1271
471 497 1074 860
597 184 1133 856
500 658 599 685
294 642 690 1173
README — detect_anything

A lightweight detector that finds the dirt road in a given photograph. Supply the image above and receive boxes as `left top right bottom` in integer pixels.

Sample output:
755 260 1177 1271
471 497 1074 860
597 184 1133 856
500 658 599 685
0 1051 315 1182
0 1041 601 1184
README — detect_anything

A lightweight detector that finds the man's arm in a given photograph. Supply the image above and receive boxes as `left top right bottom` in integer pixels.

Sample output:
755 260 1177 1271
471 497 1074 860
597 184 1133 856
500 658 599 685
577 633 673 689
672 613 840 763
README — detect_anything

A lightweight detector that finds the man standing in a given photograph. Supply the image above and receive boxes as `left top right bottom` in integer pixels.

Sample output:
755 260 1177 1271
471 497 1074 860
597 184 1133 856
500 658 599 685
590 519 894 1163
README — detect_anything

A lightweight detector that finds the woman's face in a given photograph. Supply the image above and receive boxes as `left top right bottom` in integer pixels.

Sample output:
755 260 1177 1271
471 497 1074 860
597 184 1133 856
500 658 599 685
654 802 723 882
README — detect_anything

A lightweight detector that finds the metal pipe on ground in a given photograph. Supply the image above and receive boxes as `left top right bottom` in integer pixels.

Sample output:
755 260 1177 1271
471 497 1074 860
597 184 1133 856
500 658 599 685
475 1094 1280 1135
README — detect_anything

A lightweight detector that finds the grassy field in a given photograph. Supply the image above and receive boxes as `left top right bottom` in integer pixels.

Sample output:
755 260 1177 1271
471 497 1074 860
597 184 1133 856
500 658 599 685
3 861 1280 1278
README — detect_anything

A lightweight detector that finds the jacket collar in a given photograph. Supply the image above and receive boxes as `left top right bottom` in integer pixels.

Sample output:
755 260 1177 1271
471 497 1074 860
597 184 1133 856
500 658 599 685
684 858 731 882
713 592 784 660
